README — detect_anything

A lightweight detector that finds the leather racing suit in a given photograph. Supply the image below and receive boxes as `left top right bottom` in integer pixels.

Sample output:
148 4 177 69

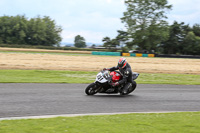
108 62 134 94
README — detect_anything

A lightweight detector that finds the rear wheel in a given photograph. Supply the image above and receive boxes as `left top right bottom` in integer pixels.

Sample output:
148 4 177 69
128 81 137 94
85 83 101 95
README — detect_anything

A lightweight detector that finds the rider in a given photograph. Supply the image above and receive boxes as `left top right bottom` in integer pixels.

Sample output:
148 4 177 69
104 57 135 95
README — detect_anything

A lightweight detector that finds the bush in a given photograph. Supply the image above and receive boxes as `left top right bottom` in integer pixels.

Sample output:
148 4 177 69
0 44 108 51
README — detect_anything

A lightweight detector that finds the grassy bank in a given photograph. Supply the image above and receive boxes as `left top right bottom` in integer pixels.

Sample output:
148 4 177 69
0 70 199 85
0 112 200 133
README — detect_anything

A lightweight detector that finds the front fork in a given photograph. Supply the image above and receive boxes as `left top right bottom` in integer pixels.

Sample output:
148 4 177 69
94 82 105 93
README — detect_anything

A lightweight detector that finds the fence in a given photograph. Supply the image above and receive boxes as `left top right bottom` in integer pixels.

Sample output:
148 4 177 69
92 51 155 57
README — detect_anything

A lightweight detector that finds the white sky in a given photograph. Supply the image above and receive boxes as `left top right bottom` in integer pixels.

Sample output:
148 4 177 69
1 0 200 44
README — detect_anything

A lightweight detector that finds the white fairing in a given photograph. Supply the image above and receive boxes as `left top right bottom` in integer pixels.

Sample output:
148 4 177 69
95 71 108 83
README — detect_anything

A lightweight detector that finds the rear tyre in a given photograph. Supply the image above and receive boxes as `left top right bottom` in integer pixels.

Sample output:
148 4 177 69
128 81 137 94
85 83 100 95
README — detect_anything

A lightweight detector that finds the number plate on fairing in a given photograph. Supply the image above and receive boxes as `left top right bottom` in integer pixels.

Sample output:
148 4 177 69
96 72 107 83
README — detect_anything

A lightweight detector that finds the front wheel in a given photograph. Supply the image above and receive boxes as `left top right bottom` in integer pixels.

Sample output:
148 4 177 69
85 83 101 95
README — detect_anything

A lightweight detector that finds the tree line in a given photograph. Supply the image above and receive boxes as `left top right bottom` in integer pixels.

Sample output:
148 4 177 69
102 0 200 55
0 15 62 46
0 15 87 48
1 0 200 55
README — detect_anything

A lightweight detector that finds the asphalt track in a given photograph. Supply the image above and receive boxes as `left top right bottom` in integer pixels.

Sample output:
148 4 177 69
0 83 200 119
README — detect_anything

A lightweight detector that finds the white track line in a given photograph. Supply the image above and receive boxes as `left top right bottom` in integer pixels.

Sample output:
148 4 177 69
0 111 198 121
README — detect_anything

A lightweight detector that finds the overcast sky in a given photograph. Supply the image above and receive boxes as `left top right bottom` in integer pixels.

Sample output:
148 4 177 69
1 0 200 44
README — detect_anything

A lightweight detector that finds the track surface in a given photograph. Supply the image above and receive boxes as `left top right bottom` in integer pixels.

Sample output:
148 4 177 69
0 83 200 118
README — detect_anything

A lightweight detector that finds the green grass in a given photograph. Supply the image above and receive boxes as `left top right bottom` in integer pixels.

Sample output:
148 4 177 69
0 69 200 85
138 73 200 85
0 70 96 83
0 112 200 133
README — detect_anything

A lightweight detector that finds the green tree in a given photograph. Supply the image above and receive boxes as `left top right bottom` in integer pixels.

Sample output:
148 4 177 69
26 17 46 45
116 30 129 47
43 16 62 46
0 15 62 46
182 31 200 55
121 0 172 52
11 15 28 44
74 35 86 48
161 21 190 54
102 36 112 48
102 36 120 51
26 16 62 46
192 24 200 37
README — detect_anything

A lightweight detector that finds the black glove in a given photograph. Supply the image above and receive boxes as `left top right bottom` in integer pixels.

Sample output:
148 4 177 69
103 68 110 71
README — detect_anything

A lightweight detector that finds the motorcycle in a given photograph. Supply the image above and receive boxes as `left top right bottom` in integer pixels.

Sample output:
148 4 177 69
85 70 139 95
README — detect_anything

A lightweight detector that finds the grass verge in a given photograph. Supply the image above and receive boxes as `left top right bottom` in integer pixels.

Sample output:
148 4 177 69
0 112 200 133
0 70 200 85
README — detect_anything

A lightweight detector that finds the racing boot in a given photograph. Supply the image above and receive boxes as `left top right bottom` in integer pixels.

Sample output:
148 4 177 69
120 82 132 95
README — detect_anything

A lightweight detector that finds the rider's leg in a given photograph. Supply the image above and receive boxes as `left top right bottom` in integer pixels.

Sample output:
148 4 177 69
121 82 132 95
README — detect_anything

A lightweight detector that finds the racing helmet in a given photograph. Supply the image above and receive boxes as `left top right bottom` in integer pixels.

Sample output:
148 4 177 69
118 57 127 68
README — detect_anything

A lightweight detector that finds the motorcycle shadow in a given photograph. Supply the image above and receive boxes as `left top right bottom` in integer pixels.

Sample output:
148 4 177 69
89 94 136 98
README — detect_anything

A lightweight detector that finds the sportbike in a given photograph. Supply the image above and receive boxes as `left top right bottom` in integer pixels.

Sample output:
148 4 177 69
85 70 139 95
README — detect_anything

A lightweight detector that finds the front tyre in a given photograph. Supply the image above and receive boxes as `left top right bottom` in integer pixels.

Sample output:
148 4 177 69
85 83 100 95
